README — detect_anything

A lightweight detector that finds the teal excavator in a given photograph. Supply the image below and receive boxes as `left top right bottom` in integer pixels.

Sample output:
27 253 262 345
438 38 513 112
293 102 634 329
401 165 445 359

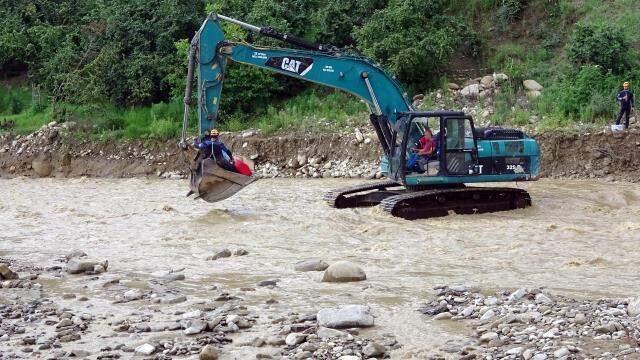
180 14 540 220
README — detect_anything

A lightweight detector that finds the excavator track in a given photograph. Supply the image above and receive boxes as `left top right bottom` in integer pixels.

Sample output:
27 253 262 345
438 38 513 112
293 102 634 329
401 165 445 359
324 180 401 208
380 187 531 220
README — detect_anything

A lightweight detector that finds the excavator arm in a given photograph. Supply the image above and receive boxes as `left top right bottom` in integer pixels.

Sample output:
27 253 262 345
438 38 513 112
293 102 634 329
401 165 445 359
182 13 412 157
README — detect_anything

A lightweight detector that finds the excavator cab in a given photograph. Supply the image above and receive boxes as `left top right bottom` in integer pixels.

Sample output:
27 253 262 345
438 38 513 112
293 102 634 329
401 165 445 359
387 111 482 183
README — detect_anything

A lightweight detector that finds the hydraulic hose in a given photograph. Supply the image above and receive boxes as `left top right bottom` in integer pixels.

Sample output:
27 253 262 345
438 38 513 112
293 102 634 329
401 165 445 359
180 37 199 150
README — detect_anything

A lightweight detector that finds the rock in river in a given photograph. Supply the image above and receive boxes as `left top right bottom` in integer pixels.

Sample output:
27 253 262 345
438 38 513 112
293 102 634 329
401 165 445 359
232 248 249 256
123 289 143 301
199 345 219 360
64 250 87 261
184 320 207 335
135 343 156 355
363 342 387 357
628 297 640 317
294 258 329 272
66 258 108 274
321 261 366 282
317 305 374 328
285 332 306 346
207 249 231 260
316 327 347 339
0 263 18 280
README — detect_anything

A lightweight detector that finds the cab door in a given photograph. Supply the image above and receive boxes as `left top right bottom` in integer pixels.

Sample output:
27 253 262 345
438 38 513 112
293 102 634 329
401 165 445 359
442 116 481 176
387 115 410 183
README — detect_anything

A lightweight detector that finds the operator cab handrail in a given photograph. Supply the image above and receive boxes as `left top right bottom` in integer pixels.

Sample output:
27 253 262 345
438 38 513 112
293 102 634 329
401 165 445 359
398 111 466 118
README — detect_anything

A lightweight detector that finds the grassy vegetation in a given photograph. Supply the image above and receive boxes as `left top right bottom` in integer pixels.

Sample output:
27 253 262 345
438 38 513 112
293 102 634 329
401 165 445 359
0 86 190 139
222 89 368 134
0 86 369 138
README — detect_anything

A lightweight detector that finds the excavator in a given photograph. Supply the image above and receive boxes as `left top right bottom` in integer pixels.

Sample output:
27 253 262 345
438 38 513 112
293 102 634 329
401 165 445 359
180 14 540 220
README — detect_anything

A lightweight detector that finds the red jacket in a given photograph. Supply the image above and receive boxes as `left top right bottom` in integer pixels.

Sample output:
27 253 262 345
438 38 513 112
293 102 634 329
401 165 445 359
418 136 435 155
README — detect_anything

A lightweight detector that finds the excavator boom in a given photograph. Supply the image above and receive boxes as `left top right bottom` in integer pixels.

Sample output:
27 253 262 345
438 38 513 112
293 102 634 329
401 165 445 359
187 14 411 157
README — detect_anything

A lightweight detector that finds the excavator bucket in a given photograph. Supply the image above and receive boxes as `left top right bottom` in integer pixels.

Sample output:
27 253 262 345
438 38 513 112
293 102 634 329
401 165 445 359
189 158 256 202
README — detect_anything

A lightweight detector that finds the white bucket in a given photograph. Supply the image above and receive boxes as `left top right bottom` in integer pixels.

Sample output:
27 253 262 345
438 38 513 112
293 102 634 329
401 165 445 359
611 124 625 132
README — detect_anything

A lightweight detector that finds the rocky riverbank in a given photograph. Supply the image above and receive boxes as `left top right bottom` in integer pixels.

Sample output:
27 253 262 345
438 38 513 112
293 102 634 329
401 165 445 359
2 253 639 359
1 120 640 182
0 255 400 359
420 286 640 359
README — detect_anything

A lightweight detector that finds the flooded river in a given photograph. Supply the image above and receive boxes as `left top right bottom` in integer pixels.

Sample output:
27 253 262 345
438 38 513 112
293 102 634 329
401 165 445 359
1 177 639 358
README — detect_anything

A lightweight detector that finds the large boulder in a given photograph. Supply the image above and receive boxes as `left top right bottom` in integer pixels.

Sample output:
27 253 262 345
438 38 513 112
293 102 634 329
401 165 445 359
523 80 543 91
464 79 480 86
322 261 366 282
199 345 219 360
628 297 640 317
480 75 494 87
0 263 18 280
494 73 509 83
294 258 329 272
32 158 53 177
135 344 156 356
527 90 542 98
297 153 307 166
66 258 108 274
123 289 144 302
317 305 374 328
287 158 299 168
285 332 306 346
363 342 387 357
460 84 481 98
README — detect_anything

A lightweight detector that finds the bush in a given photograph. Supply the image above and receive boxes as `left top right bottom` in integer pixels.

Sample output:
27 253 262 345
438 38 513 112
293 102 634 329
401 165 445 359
582 91 615 121
539 65 620 121
497 0 525 28
219 63 284 117
95 114 125 132
567 23 630 73
488 43 551 85
353 0 478 89
491 85 517 125
148 118 181 139
7 93 24 115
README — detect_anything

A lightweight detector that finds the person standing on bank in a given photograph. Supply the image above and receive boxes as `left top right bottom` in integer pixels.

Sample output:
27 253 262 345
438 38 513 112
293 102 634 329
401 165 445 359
616 82 635 129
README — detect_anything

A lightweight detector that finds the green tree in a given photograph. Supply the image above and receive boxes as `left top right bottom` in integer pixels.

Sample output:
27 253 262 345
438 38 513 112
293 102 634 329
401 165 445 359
567 22 630 73
353 0 478 89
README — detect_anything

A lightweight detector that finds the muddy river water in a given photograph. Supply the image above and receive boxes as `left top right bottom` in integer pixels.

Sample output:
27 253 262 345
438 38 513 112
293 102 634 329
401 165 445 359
1 177 639 357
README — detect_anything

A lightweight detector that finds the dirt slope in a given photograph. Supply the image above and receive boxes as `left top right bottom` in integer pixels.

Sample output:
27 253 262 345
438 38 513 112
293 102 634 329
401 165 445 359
1 123 639 182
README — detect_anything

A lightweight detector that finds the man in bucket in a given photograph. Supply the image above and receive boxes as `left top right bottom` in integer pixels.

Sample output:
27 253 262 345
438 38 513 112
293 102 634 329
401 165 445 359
194 129 236 172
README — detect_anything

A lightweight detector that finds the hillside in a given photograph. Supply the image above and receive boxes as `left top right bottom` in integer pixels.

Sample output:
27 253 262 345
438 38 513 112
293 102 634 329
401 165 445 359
1 0 639 138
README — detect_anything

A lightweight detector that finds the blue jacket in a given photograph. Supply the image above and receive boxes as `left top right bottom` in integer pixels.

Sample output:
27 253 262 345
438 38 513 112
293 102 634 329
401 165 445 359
617 90 634 109
195 139 233 161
